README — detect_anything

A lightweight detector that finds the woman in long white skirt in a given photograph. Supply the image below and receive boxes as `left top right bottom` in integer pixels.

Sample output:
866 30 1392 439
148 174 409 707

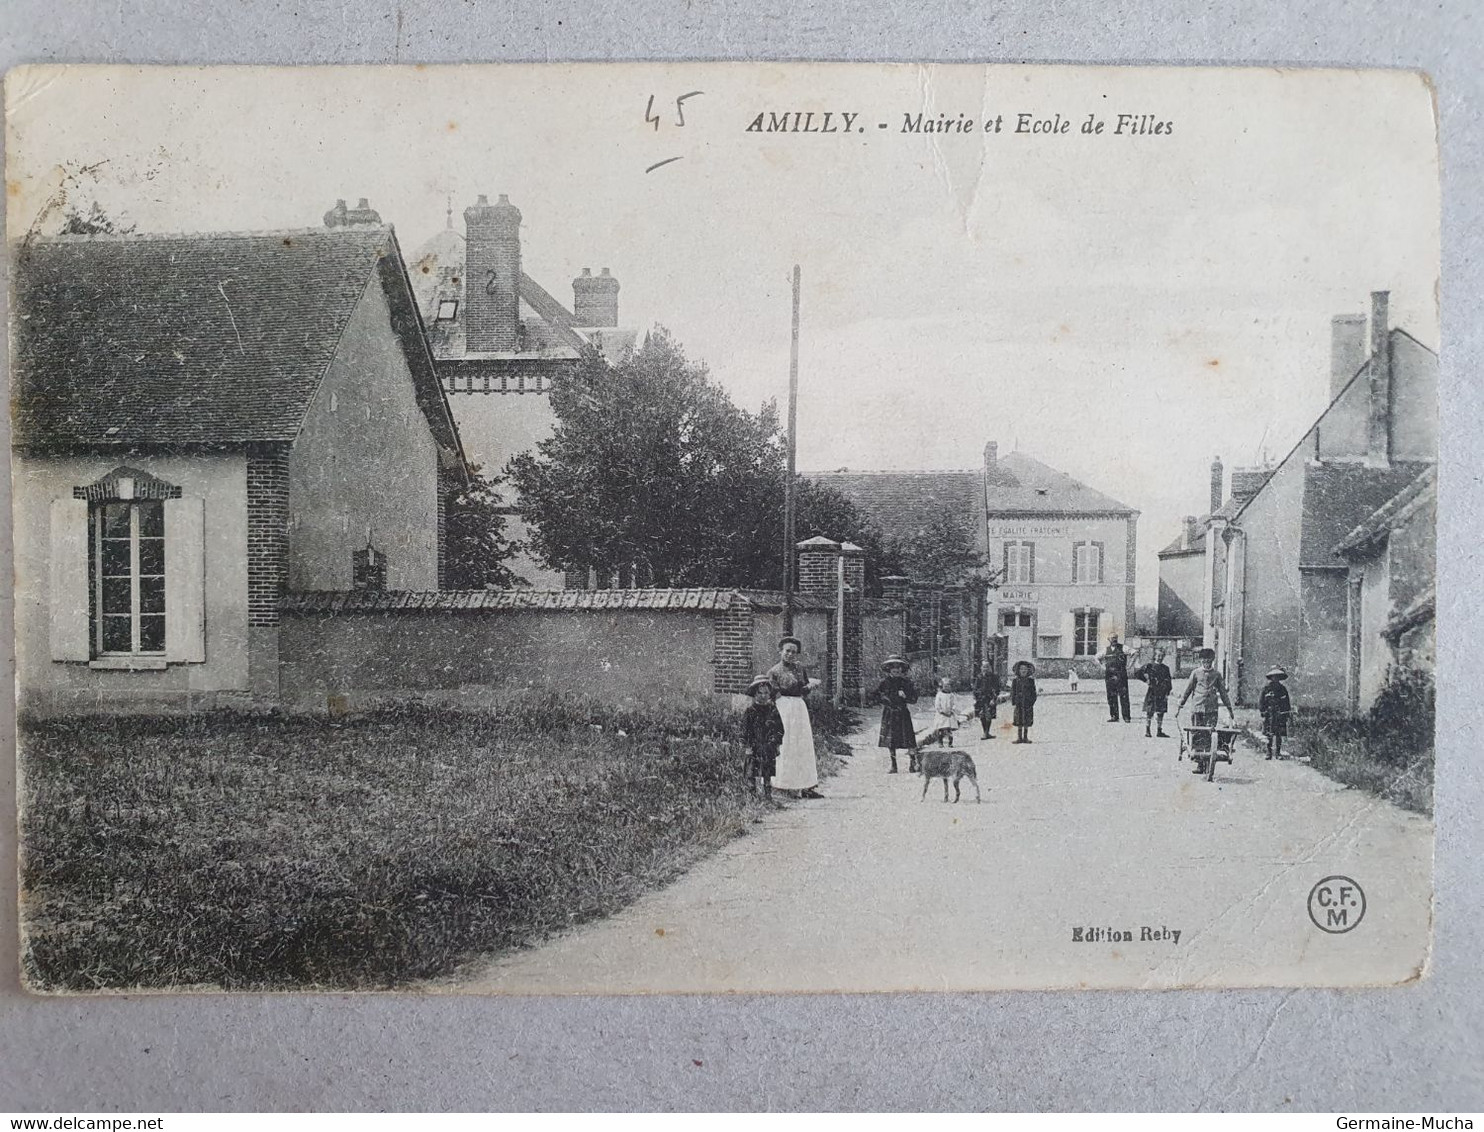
767 636 823 799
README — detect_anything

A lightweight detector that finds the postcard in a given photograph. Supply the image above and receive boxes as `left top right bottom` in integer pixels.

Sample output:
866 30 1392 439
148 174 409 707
6 63 1437 992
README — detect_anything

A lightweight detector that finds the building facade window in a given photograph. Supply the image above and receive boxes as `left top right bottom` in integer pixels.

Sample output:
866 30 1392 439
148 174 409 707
92 499 166 654
1073 541 1105 584
1074 610 1101 656
436 298 459 321
1002 610 1032 629
1004 541 1035 584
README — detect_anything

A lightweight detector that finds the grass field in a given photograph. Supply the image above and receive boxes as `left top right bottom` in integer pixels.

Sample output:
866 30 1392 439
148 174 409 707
18 697 855 992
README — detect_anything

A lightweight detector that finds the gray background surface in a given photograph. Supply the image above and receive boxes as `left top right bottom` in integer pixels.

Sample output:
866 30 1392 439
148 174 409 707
1 0 1480 1112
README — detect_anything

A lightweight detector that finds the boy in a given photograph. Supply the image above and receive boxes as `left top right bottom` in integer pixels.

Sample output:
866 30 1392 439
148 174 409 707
1176 647 1235 768
741 675 786 803
1259 666 1292 759
1131 647 1175 738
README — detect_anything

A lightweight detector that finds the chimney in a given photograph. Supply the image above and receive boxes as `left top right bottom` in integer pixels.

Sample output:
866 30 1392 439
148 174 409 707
983 440 999 478
464 193 523 352
323 197 382 228
572 266 620 327
1330 313 1368 399
1182 515 1200 550
1209 456 1224 515
1367 290 1392 466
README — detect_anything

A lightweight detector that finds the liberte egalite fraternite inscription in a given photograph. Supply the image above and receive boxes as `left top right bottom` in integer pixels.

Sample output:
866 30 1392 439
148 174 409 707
6 64 1437 993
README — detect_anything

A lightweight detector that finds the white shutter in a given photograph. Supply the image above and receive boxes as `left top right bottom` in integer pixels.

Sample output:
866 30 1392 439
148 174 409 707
48 497 90 661
165 497 206 663
1061 610 1077 658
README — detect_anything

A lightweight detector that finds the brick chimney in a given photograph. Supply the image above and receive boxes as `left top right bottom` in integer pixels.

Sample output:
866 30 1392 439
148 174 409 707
1366 290 1392 467
1209 456 1224 515
1330 313 1368 399
572 267 620 327
1182 515 1200 550
464 194 522 352
323 197 383 228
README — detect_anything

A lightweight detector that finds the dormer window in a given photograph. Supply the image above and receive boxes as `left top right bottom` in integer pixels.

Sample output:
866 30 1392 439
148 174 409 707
353 545 387 591
436 298 459 322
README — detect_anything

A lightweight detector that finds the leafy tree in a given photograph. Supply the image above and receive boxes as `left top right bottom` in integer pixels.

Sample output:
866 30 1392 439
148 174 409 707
59 201 135 236
442 464 527 589
894 505 991 587
508 329 889 588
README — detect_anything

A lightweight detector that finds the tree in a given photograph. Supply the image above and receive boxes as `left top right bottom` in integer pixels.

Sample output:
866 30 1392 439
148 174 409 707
441 464 527 589
894 505 991 587
508 329 889 588
59 201 135 236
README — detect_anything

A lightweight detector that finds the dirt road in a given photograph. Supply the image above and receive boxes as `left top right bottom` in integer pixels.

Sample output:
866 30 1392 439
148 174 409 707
457 691 1432 993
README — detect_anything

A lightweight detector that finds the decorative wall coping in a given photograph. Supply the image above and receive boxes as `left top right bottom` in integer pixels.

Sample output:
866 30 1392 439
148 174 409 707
281 588 746 614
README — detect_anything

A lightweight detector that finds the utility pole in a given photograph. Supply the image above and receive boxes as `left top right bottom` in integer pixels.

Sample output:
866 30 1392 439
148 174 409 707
783 264 800 634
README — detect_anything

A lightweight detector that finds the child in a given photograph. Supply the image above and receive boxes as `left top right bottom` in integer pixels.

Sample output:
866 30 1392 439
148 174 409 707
741 675 786 802
875 655 918 774
1259 666 1292 759
1010 660 1038 744
1067 667 1080 694
1131 647 1174 738
1176 647 1235 770
973 662 1001 739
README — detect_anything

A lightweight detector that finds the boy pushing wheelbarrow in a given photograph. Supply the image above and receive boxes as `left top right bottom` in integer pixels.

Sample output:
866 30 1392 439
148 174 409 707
1175 647 1238 780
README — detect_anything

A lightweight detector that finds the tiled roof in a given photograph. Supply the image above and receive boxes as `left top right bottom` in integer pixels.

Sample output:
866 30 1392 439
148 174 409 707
811 450 1135 543
1157 529 1206 557
280 588 744 613
1299 461 1434 568
808 471 982 544
11 228 460 452
1334 466 1436 558
986 451 1137 515
517 274 590 354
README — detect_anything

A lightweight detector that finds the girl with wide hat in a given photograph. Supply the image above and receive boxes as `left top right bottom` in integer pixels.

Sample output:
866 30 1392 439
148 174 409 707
1259 666 1292 760
767 636 823 798
874 655 918 774
1010 660 1038 744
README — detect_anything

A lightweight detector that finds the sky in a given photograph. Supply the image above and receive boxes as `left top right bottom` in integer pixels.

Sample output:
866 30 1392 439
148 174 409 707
6 64 1440 603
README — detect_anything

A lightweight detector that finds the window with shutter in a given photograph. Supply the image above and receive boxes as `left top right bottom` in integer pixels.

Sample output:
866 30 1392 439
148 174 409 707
1093 541 1106 584
59 468 204 665
1027 540 1036 584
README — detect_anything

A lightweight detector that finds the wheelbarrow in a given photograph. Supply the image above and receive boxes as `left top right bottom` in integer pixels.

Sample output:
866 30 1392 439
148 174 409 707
1177 719 1241 782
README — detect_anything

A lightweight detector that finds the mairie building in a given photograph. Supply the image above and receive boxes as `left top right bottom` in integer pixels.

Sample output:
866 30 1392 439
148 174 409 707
812 443 1138 678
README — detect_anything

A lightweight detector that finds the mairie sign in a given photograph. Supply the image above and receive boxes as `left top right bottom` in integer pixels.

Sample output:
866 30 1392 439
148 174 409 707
1000 589 1038 602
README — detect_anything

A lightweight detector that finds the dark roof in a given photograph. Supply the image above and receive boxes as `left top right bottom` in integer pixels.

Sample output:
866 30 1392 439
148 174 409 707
1157 528 1206 557
1299 461 1434 568
11 227 462 455
808 470 982 543
810 451 1134 543
1334 466 1436 559
984 451 1136 515
281 588 743 613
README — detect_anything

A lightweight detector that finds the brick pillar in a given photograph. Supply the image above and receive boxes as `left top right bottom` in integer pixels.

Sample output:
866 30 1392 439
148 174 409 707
246 447 290 702
436 464 457 590
839 542 866 706
713 594 755 694
796 536 840 696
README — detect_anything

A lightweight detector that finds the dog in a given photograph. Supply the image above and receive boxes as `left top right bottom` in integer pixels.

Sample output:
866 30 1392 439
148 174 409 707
915 711 972 750
919 748 982 803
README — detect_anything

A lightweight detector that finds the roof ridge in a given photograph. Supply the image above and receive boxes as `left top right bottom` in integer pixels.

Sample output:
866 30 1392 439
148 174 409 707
20 226 390 244
808 468 982 476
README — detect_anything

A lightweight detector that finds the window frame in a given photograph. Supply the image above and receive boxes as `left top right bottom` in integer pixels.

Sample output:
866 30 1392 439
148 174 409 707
1073 610 1101 657
436 297 459 322
91 498 168 657
1004 540 1035 585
